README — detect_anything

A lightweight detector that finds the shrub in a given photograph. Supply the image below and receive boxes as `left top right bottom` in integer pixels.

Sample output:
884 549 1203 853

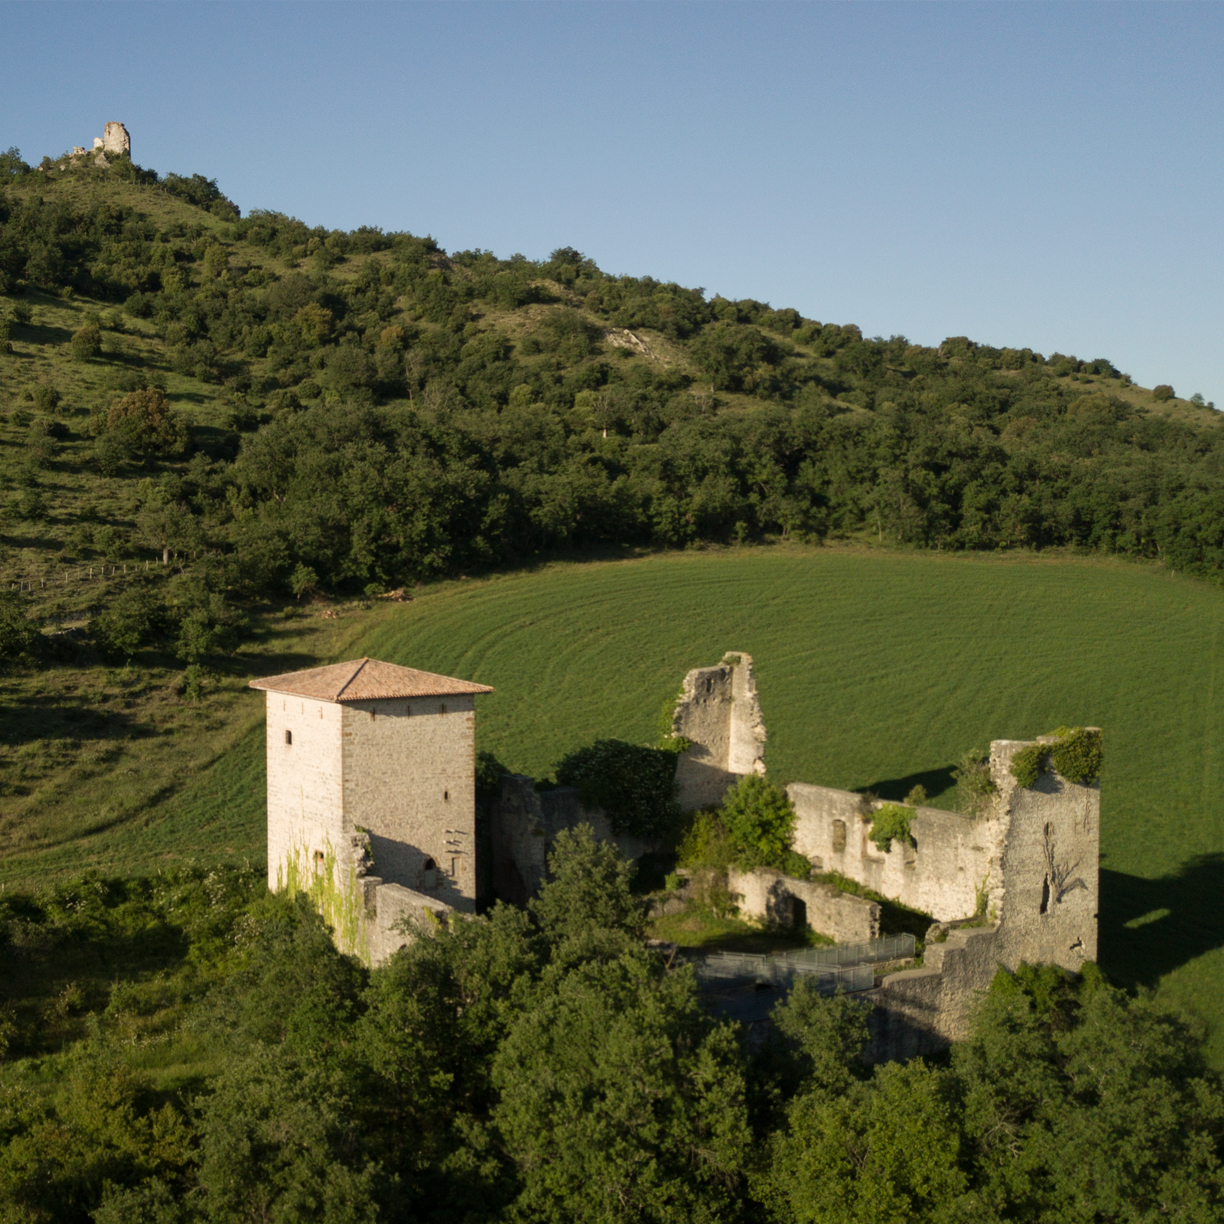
106 387 188 459
868 803 914 852
1152 384 1174 402
677 810 738 873
555 739 679 839
92 583 166 658
1010 727 1103 788
720 775 802 872
70 324 102 361
32 385 59 412
953 749 997 814
0 592 39 663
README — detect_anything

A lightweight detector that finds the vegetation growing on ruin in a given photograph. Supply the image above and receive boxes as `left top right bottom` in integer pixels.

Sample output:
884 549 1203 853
867 802 916 852
553 738 681 838
1010 726 1105 788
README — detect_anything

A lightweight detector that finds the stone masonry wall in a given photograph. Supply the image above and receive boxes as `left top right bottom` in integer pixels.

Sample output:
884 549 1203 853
341 695 477 913
673 653 766 811
863 737 1100 1060
788 783 1006 922
264 692 345 894
728 867 880 942
489 776 657 905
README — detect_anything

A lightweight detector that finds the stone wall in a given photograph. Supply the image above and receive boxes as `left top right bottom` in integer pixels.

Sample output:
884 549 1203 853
788 784 1005 922
488 776 657 905
341 695 477 912
728 866 880 942
264 692 346 894
861 736 1100 1060
672 653 766 811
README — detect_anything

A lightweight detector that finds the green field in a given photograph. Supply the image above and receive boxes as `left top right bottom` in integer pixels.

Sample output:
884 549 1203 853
6 544 1224 1059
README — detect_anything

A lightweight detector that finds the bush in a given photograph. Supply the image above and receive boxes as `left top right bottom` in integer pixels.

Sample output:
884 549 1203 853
91 584 165 658
720 774 802 872
0 592 39 663
70 324 102 361
554 739 680 839
106 387 188 459
1010 727 1103 789
953 749 996 814
868 803 914 852
1152 384 1175 402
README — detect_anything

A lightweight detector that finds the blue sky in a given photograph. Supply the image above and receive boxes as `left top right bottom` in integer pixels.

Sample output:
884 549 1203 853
4 1 1222 403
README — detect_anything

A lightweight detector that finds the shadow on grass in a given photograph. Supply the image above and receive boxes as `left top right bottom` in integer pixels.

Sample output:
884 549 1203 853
858 764 958 804
0 695 151 747
1099 854 1224 988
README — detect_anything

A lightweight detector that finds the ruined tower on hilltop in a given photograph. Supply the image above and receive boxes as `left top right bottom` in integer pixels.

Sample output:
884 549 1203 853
93 121 130 157
249 658 493 963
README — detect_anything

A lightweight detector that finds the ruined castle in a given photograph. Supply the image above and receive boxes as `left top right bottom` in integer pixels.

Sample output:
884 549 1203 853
68 122 130 164
250 652 1099 1056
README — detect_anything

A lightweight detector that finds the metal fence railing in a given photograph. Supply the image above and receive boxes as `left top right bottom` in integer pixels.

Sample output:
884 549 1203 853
776 932 916 969
688 953 876 995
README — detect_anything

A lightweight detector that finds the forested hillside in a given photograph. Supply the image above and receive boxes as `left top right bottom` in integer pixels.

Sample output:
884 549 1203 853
2 141 1223 637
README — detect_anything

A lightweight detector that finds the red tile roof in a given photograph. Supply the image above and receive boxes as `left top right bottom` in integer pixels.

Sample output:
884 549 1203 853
248 658 493 702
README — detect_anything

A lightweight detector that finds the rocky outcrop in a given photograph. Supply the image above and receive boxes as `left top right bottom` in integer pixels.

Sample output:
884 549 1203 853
102 122 130 157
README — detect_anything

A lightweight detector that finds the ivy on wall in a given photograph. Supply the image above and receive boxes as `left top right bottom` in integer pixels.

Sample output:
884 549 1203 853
1010 727 1103 788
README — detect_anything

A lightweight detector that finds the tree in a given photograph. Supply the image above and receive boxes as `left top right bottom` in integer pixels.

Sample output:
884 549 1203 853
70 323 102 361
491 950 751 1223
0 591 39 664
91 584 165 659
106 387 188 460
529 825 645 948
1153 384 1175 402
720 774 805 874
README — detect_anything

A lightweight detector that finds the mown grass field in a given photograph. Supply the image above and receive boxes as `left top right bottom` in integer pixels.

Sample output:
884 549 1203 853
5 544 1224 1060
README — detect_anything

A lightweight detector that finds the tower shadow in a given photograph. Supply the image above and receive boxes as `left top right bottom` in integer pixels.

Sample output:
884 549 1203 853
1099 854 1224 987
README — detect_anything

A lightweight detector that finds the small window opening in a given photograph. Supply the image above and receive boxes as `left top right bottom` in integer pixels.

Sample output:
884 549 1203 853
831 819 847 853
438 702 447 715
285 729 293 745
422 857 437 889
444 789 449 802
313 850 325 871
1040 875 1050 914
791 897 807 931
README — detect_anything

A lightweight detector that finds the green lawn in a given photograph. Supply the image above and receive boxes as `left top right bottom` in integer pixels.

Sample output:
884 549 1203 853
6 544 1224 1061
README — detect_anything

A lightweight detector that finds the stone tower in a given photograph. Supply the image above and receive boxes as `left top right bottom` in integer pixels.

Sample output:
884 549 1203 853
249 658 493 961
96 122 130 157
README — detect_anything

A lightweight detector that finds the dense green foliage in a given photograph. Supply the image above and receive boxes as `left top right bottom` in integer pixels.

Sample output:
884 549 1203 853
554 738 680 837
4 149 1224 620
0 845 1220 1223
1011 727 1104 788
867 802 915 852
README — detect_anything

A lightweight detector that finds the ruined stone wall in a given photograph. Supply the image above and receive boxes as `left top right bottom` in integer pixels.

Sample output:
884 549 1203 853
102 122 130 156
341 695 477 913
264 692 345 895
673 653 766 811
488 776 658 905
789 784 1005 922
862 738 1100 1060
728 867 880 942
